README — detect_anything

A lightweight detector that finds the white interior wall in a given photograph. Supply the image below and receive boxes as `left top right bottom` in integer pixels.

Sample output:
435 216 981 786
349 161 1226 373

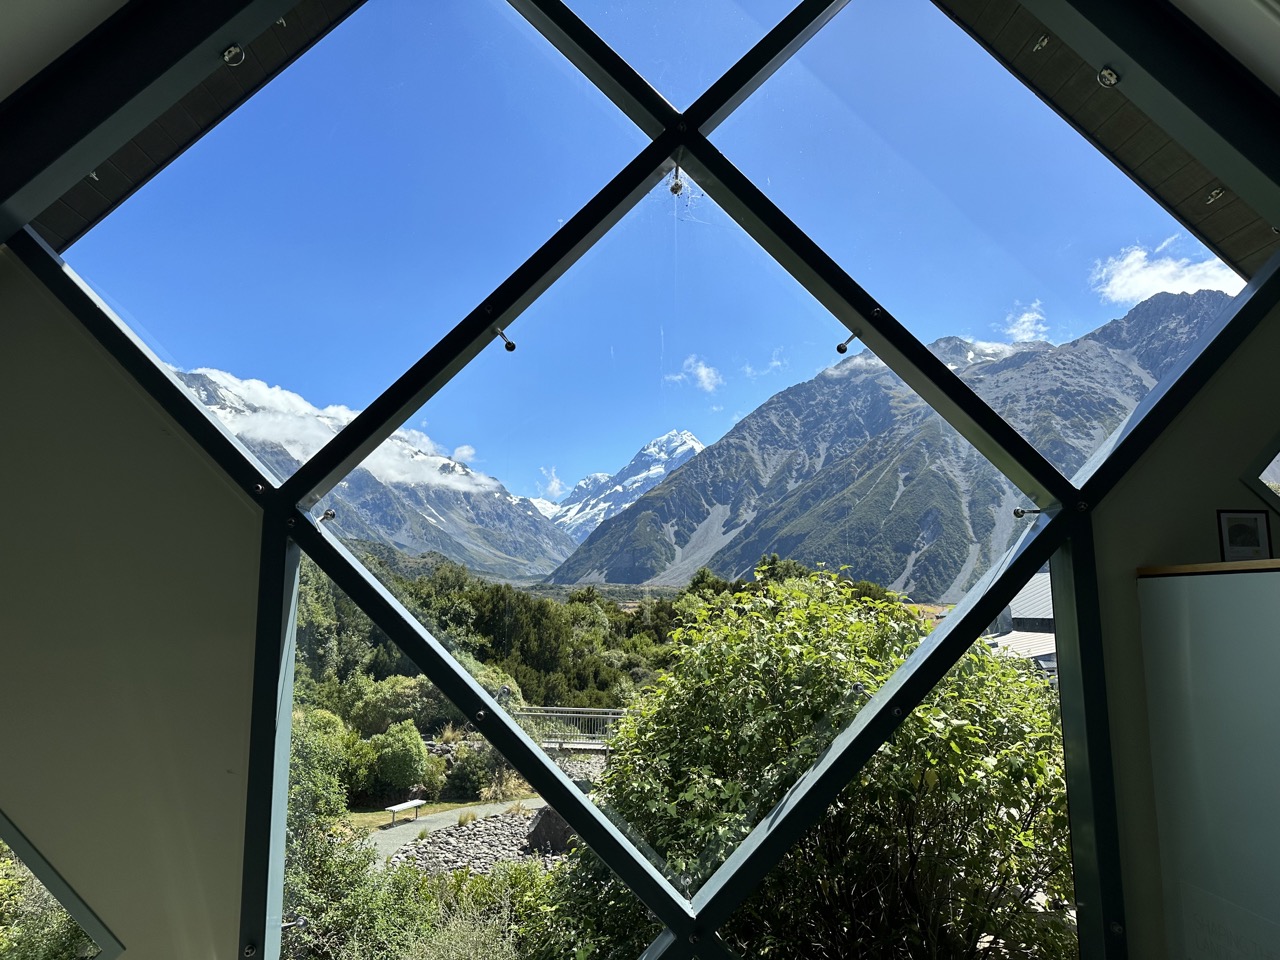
1092 294 1280 959
0 245 262 960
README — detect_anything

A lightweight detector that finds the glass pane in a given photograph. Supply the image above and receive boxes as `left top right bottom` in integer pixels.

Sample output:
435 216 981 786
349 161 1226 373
299 172 1043 902
287 558 651 959
717 600 1077 959
563 0 795 109
712 0 1245 480
63 0 646 427
0 837 102 958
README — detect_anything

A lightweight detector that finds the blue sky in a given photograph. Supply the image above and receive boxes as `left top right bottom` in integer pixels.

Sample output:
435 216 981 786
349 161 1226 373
66 0 1242 500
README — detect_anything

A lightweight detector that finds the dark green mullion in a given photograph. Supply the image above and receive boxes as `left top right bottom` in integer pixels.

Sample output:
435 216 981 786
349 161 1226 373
506 0 678 138
280 133 677 510
685 0 852 136
236 511 301 960
1050 519 1127 960
289 517 697 938
690 509 1077 933
679 135 1075 509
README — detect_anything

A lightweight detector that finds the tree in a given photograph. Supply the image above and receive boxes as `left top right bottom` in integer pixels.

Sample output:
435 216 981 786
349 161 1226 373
535 570 1074 959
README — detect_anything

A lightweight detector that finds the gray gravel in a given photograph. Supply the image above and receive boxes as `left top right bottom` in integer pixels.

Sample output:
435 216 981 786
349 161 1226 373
388 809 564 874
365 798 548 863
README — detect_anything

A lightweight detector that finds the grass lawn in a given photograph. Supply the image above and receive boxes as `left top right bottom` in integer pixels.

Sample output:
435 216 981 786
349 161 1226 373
345 801 486 835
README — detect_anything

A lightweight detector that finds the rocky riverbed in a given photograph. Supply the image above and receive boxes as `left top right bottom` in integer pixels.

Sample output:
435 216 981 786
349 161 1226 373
389 809 566 875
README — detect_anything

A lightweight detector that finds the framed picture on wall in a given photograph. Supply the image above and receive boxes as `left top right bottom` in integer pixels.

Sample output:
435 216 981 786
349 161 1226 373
1217 509 1273 562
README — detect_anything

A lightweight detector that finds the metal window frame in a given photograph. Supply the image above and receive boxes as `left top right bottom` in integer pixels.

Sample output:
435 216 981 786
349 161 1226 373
0 806 126 959
6 0 1280 957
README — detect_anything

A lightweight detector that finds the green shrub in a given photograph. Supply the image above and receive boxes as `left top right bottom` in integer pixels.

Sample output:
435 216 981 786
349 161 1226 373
536 571 1074 959
368 720 432 803
442 744 494 801
418 754 447 802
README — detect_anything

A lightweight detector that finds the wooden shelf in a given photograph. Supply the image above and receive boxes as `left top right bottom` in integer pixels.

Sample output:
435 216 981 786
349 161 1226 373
1137 557 1280 577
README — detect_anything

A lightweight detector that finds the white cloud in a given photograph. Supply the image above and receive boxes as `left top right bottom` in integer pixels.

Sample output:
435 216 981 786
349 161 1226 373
188 368 496 493
1002 299 1049 342
710 404 724 412
665 354 724 392
1091 241 1245 304
539 466 567 500
452 444 476 463
743 347 786 378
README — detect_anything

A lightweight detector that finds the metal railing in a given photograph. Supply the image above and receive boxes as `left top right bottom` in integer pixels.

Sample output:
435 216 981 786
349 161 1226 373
512 706 626 751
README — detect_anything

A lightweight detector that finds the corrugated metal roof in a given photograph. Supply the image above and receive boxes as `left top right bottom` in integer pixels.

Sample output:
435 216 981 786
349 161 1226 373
990 629 1057 659
1010 571 1054 622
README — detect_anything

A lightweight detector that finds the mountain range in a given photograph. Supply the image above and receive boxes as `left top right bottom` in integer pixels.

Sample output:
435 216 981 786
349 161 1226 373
175 369 702 578
176 288 1233 600
550 289 1233 600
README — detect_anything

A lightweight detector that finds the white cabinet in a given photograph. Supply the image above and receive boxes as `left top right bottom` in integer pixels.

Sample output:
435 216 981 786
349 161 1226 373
1138 563 1280 958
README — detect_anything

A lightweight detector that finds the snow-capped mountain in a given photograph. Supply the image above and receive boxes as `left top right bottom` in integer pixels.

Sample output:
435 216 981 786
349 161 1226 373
549 430 705 542
551 290 1235 599
175 369 578 578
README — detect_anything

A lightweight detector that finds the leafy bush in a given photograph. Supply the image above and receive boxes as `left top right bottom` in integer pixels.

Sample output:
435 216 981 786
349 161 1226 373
0 844 96 960
442 744 495 801
537 571 1074 959
367 720 432 803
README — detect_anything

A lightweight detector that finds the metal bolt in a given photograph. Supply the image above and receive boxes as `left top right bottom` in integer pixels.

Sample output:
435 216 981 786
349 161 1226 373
251 483 265 495
891 707 902 718
1097 66 1120 87
475 709 487 722
676 121 687 133
688 933 700 944
1205 187 1225 205
1032 35 1050 53
243 945 257 958
1077 501 1089 513
1109 921 1125 937
286 516 297 528
223 44 246 67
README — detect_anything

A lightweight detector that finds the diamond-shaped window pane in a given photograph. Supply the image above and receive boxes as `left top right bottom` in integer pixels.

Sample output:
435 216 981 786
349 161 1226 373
255 173 1056 906
712 0 1245 481
563 0 795 109
62 0 646 441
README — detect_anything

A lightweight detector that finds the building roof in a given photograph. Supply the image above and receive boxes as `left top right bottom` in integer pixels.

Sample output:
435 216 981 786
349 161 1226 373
1010 571 1054 622
990 629 1058 660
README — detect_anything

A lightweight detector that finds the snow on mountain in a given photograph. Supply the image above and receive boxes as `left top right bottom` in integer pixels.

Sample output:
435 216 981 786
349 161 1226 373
174 368 576 577
551 430 705 543
528 498 561 519
186 368 499 493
